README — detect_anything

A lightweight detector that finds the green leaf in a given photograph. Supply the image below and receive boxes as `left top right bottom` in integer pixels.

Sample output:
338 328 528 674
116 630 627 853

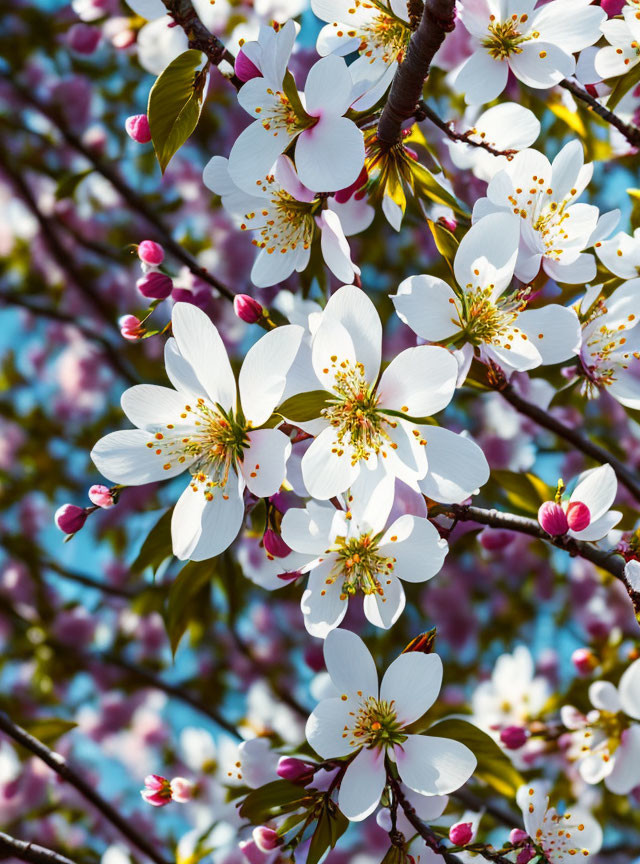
491 470 553 517
239 780 311 822
22 717 77 746
131 508 174 574
55 169 93 200
411 162 469 218
427 218 459 273
382 408 438 425
307 800 350 864
606 63 640 111
426 718 523 798
165 559 214 657
148 49 208 173
277 390 332 422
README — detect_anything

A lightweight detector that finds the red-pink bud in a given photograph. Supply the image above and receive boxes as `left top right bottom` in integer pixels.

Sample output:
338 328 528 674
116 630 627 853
67 23 101 54
449 822 473 846
263 529 291 559
125 114 151 144
572 647 597 676
144 774 166 791
141 774 172 806
252 826 280 853
601 0 625 15
88 484 115 509
500 725 528 750
138 240 165 267
510 829 529 846
233 293 263 323
55 504 88 534
566 501 591 532
136 271 173 300
119 314 143 341
538 501 568 536
277 757 315 785
517 848 536 864
235 49 262 82
439 216 458 233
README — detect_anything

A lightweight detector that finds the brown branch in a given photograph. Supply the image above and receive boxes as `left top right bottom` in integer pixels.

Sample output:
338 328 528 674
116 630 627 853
0 712 172 864
377 0 457 147
416 100 516 159
0 832 83 864
559 79 640 149
498 382 640 505
159 0 242 89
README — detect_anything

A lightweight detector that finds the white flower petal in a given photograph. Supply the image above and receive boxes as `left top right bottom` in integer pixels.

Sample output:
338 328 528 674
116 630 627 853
91 430 190 485
379 515 448 583
295 114 364 193
171 472 245 561
240 429 291 498
306 698 357 759
619 659 640 720
323 628 378 697
363 574 406 630
380 653 443 725
606 725 640 795
318 284 382 386
517 306 582 365
509 41 573 89
120 384 193 430
301 424 360 499
239 325 304 427
454 212 519 297
419 427 489 504
570 464 617 522
589 680 621 713
304 54 354 116
392 275 461 342
318 209 360 284
338 747 386 822
455 51 509 105
378 347 458 418
301 560 349 638
395 734 476 795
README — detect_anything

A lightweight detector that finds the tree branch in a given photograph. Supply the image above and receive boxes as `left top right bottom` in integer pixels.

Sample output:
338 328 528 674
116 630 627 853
377 0 457 147
498 382 640 505
0 713 172 864
0 832 82 864
559 79 640 149
416 100 516 159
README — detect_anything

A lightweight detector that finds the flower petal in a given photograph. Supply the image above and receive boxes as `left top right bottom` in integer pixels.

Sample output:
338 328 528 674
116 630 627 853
395 734 476 795
301 424 360 499
323 628 378 697
171 472 245 561
392 275 461 342
379 515 448 583
338 747 386 822
239 325 304 426
606 725 640 795
296 114 365 193
91 430 190 485
378 346 458 418
318 284 382 387
301 561 349 638
419 427 489 504
517 306 582 365
304 54 354 116
619 659 640 720
380 653 443 725
306 698 356 759
570 464 617 522
362 574 406 630
240 429 291 498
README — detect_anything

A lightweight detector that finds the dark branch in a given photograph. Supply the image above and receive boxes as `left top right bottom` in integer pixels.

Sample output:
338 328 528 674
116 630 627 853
416 100 516 159
377 0 456 147
0 713 172 864
0 832 83 864
559 79 640 149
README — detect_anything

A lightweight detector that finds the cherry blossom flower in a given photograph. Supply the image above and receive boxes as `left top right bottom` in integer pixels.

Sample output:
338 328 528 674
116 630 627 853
473 141 619 284
515 783 603 862
311 0 412 111
227 21 364 195
141 774 192 806
204 155 360 287
455 0 605 105
577 282 640 408
595 5 640 80
561 658 640 794
91 303 303 561
306 629 477 821
277 473 448 636
538 465 621 542
295 284 472 500
595 226 640 287
392 212 582 376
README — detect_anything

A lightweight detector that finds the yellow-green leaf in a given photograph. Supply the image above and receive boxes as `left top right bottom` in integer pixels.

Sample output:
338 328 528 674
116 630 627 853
607 63 640 111
277 390 332 422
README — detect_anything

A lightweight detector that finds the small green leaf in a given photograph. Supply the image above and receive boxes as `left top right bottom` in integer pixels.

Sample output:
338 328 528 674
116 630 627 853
55 169 93 200
427 219 459 273
165 559 214 657
382 408 437 425
606 63 640 111
131 508 173 574
426 718 523 798
411 162 469 218
148 49 208 173
239 780 311 822
307 800 349 864
22 717 77 746
277 390 333 422
491 470 553 517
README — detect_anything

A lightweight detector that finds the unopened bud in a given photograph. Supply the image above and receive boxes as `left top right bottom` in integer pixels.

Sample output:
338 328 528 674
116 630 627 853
566 501 591 532
479 527 514 550
88 484 115 509
263 528 291 559
137 240 165 267
233 293 263 323
449 822 473 846
439 216 457 233
601 0 625 15
125 114 151 144
141 774 172 807
137 271 173 300
516 848 536 864
67 23 101 54
572 647 597 676
538 501 568 536
119 314 143 341
500 725 528 750
252 826 280 853
277 756 315 785
235 49 262 82
509 829 529 846
55 504 88 534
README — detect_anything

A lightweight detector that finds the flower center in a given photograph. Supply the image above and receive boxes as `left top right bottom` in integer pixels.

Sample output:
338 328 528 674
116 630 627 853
538 810 590 860
254 89 303 136
481 14 533 60
460 286 529 347
321 360 393 464
243 181 316 256
580 308 640 394
359 11 411 64
146 398 248 496
343 695 407 750
329 532 395 597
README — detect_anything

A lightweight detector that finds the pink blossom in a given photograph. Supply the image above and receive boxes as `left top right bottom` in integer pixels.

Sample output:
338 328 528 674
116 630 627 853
233 294 263 324
88 484 115 508
538 501 569 536
67 23 101 54
138 240 165 267
55 503 88 534
449 822 474 846
125 114 151 144
136 271 173 300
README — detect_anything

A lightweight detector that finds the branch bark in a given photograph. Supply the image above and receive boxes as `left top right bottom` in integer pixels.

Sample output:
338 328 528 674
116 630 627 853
377 0 457 147
0 832 82 864
0 713 172 864
559 79 640 149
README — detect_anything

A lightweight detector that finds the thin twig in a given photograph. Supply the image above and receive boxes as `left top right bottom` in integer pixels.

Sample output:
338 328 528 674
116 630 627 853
0 712 172 864
559 79 640 149
416 100 516 159
0 832 83 864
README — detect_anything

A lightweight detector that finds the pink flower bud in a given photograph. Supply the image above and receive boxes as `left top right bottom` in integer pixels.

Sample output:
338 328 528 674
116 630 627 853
538 501 568 536
601 0 625 15
566 501 591 532
517 848 536 864
252 827 280 853
136 271 173 300
277 757 315 785
235 49 262 82
439 216 458 233
55 504 88 534
500 725 528 750
138 240 165 267
119 314 143 341
88 484 115 509
67 23 101 54
449 822 473 846
141 774 172 806
238 840 265 864
510 829 529 846
479 527 514 550
572 647 597 676
125 114 151 144
233 293 263 323
169 776 193 802
263 529 291 559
